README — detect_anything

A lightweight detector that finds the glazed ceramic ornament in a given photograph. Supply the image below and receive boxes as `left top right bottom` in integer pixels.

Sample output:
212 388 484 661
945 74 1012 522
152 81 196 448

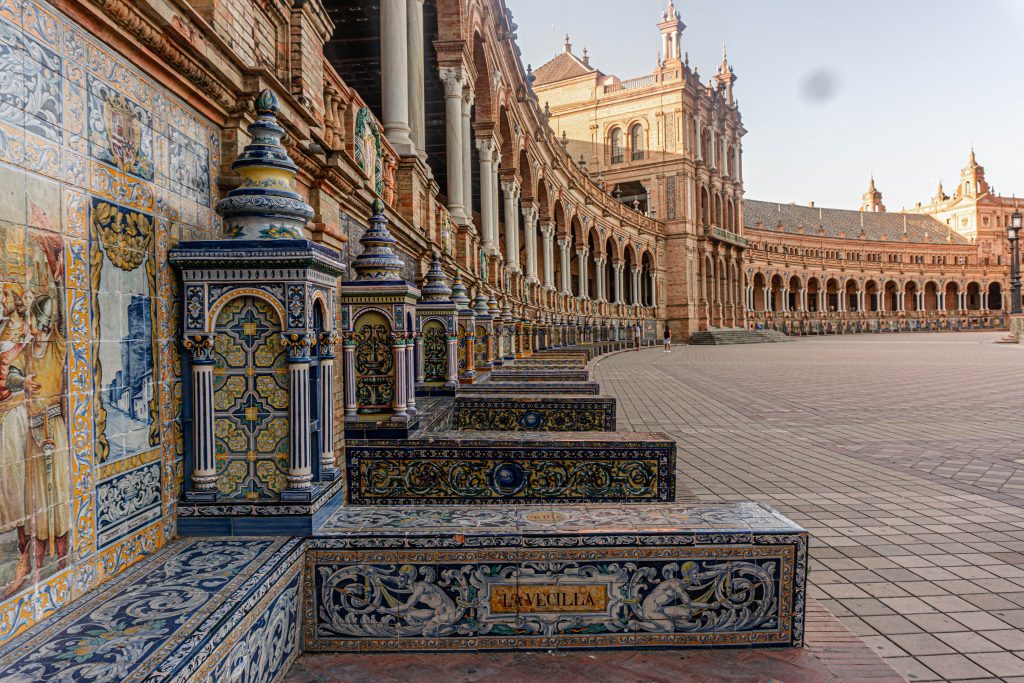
217 89 314 239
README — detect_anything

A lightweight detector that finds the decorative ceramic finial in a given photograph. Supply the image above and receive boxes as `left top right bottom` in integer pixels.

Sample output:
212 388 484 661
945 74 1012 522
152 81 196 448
420 252 452 302
351 200 405 280
450 275 471 310
473 294 490 317
487 295 500 315
217 88 313 239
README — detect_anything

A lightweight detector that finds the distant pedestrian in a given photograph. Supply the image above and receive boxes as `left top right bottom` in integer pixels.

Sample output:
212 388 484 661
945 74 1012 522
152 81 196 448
633 323 641 351
663 325 672 352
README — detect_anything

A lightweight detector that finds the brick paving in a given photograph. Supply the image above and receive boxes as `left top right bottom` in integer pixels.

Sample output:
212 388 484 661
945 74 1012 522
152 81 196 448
595 332 1024 682
286 598 900 682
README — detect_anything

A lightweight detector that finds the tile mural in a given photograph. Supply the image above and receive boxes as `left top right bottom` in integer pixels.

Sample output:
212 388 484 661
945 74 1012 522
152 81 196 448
0 0 220 643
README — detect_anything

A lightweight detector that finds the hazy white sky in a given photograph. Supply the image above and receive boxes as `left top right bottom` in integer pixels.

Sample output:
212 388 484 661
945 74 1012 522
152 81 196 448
509 0 1024 210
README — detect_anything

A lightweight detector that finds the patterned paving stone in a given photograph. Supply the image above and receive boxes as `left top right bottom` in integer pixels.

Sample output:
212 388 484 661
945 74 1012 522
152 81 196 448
593 332 1024 681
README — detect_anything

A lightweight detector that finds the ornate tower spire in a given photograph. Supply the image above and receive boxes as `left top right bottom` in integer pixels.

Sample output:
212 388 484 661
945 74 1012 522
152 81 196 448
714 44 737 105
217 89 314 239
563 33 572 54
959 147 989 198
860 175 886 213
657 0 685 62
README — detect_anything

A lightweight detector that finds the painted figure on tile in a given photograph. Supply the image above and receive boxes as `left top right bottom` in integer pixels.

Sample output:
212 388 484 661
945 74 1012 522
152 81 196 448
0 224 69 598
377 565 461 637
354 108 382 196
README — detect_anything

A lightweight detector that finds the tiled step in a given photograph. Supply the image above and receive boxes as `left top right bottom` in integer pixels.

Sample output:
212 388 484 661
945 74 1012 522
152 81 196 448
305 502 808 652
0 538 304 682
688 328 792 345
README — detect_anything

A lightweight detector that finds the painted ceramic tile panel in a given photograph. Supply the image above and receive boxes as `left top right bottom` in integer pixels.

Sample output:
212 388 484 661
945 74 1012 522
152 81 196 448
0 0 219 644
0 219 70 601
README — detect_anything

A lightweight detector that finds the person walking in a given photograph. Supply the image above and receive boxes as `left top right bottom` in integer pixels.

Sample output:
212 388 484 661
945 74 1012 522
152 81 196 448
663 324 672 352
633 322 642 351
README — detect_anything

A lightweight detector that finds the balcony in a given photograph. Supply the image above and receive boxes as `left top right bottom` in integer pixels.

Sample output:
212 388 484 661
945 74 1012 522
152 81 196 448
704 225 749 248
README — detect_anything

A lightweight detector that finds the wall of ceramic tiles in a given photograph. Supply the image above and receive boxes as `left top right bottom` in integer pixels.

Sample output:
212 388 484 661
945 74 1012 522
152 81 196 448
0 0 220 643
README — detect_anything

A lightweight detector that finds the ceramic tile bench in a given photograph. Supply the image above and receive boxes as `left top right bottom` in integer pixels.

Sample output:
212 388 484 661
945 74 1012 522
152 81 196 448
344 430 675 504
458 381 602 395
305 502 808 652
450 395 616 432
0 538 304 682
487 368 591 382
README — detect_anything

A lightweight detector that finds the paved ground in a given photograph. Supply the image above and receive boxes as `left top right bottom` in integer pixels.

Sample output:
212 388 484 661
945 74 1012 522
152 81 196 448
286 332 1024 682
286 599 900 682
596 332 1024 682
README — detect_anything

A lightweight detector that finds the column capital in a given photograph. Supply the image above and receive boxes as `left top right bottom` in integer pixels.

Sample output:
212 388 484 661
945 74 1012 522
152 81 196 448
476 136 496 160
282 332 315 362
461 87 475 110
522 205 538 224
438 66 465 98
576 247 590 257
183 333 216 364
500 178 520 195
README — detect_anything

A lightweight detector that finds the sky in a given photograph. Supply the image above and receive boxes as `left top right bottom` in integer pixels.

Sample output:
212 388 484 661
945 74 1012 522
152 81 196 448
508 0 1024 210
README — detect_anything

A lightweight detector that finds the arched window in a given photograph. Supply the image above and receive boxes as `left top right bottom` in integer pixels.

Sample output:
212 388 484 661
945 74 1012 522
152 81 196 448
630 124 644 161
610 128 623 164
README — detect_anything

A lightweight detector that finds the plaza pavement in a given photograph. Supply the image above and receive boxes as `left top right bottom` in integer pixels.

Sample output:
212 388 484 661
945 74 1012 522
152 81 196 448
594 331 1024 682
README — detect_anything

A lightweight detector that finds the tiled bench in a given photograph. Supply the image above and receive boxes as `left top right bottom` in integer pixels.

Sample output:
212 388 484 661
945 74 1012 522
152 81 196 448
459 381 601 395
304 502 808 652
451 395 616 432
344 431 675 504
487 369 590 382
0 538 304 682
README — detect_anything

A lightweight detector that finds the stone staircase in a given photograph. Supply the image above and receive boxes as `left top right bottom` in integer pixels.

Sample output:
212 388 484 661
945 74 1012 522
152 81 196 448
688 327 792 345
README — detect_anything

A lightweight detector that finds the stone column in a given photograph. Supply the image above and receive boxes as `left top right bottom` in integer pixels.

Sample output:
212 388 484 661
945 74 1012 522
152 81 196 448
541 224 554 289
594 257 606 301
407 0 426 158
461 89 474 227
558 238 572 294
380 0 415 155
284 334 314 492
477 139 497 253
523 206 539 283
392 335 408 419
982 290 989 310
577 248 589 299
631 267 642 305
343 336 357 418
318 333 338 479
501 180 520 270
649 270 658 309
440 67 466 223
695 114 703 161
185 334 216 497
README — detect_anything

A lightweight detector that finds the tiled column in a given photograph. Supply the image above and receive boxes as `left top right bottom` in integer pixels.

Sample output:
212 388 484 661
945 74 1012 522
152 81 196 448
392 335 408 419
343 336 357 418
284 334 314 493
446 332 458 387
380 0 415 155
185 334 216 498
406 333 417 414
477 139 498 253
415 332 425 383
318 333 338 479
440 67 466 223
